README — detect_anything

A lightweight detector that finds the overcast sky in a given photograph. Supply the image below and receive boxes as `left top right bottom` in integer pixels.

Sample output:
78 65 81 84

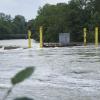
0 0 69 21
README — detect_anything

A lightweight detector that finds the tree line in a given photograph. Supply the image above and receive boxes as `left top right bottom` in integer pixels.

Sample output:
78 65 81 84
29 0 100 42
0 0 100 42
0 13 27 39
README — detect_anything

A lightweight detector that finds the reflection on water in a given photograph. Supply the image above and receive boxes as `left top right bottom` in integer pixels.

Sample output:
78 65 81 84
0 40 100 100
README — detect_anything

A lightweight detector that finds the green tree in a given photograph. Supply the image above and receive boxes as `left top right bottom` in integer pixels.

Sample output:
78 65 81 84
33 3 69 42
13 15 27 34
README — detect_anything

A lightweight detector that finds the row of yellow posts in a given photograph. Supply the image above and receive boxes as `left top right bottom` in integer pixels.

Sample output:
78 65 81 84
84 27 99 47
28 26 99 48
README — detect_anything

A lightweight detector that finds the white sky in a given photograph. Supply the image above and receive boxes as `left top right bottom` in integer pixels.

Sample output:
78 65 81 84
0 0 69 21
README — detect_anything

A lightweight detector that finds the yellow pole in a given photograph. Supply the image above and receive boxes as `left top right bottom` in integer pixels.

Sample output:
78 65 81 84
28 30 32 48
83 28 87 47
95 27 99 47
40 26 43 48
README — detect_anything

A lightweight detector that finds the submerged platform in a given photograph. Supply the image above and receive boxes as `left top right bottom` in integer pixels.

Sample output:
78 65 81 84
43 43 81 47
0 46 20 50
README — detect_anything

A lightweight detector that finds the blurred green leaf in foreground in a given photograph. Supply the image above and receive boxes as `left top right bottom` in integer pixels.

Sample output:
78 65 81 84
11 67 35 85
14 97 33 100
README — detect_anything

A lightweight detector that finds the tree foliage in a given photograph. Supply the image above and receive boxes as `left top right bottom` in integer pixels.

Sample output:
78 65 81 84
0 13 27 39
14 97 33 100
3 67 35 100
0 0 100 42
11 67 35 85
29 0 100 42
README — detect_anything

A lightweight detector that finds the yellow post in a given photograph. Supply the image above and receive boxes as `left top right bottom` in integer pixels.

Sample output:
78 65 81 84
28 30 32 48
95 27 99 47
83 28 87 47
40 26 43 48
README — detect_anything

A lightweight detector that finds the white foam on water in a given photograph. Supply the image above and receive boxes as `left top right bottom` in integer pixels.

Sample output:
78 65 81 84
0 84 11 89
0 40 100 100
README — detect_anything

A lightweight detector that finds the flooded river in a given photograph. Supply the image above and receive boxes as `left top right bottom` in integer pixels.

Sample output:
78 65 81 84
0 39 100 100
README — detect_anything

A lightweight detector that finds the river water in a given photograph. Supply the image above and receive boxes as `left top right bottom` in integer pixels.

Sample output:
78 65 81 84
0 39 100 100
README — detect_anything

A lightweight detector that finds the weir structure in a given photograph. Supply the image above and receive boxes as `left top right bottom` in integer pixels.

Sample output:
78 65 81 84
39 26 81 48
27 26 99 48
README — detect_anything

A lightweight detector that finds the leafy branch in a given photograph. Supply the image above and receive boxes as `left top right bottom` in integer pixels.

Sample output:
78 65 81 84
3 67 35 100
